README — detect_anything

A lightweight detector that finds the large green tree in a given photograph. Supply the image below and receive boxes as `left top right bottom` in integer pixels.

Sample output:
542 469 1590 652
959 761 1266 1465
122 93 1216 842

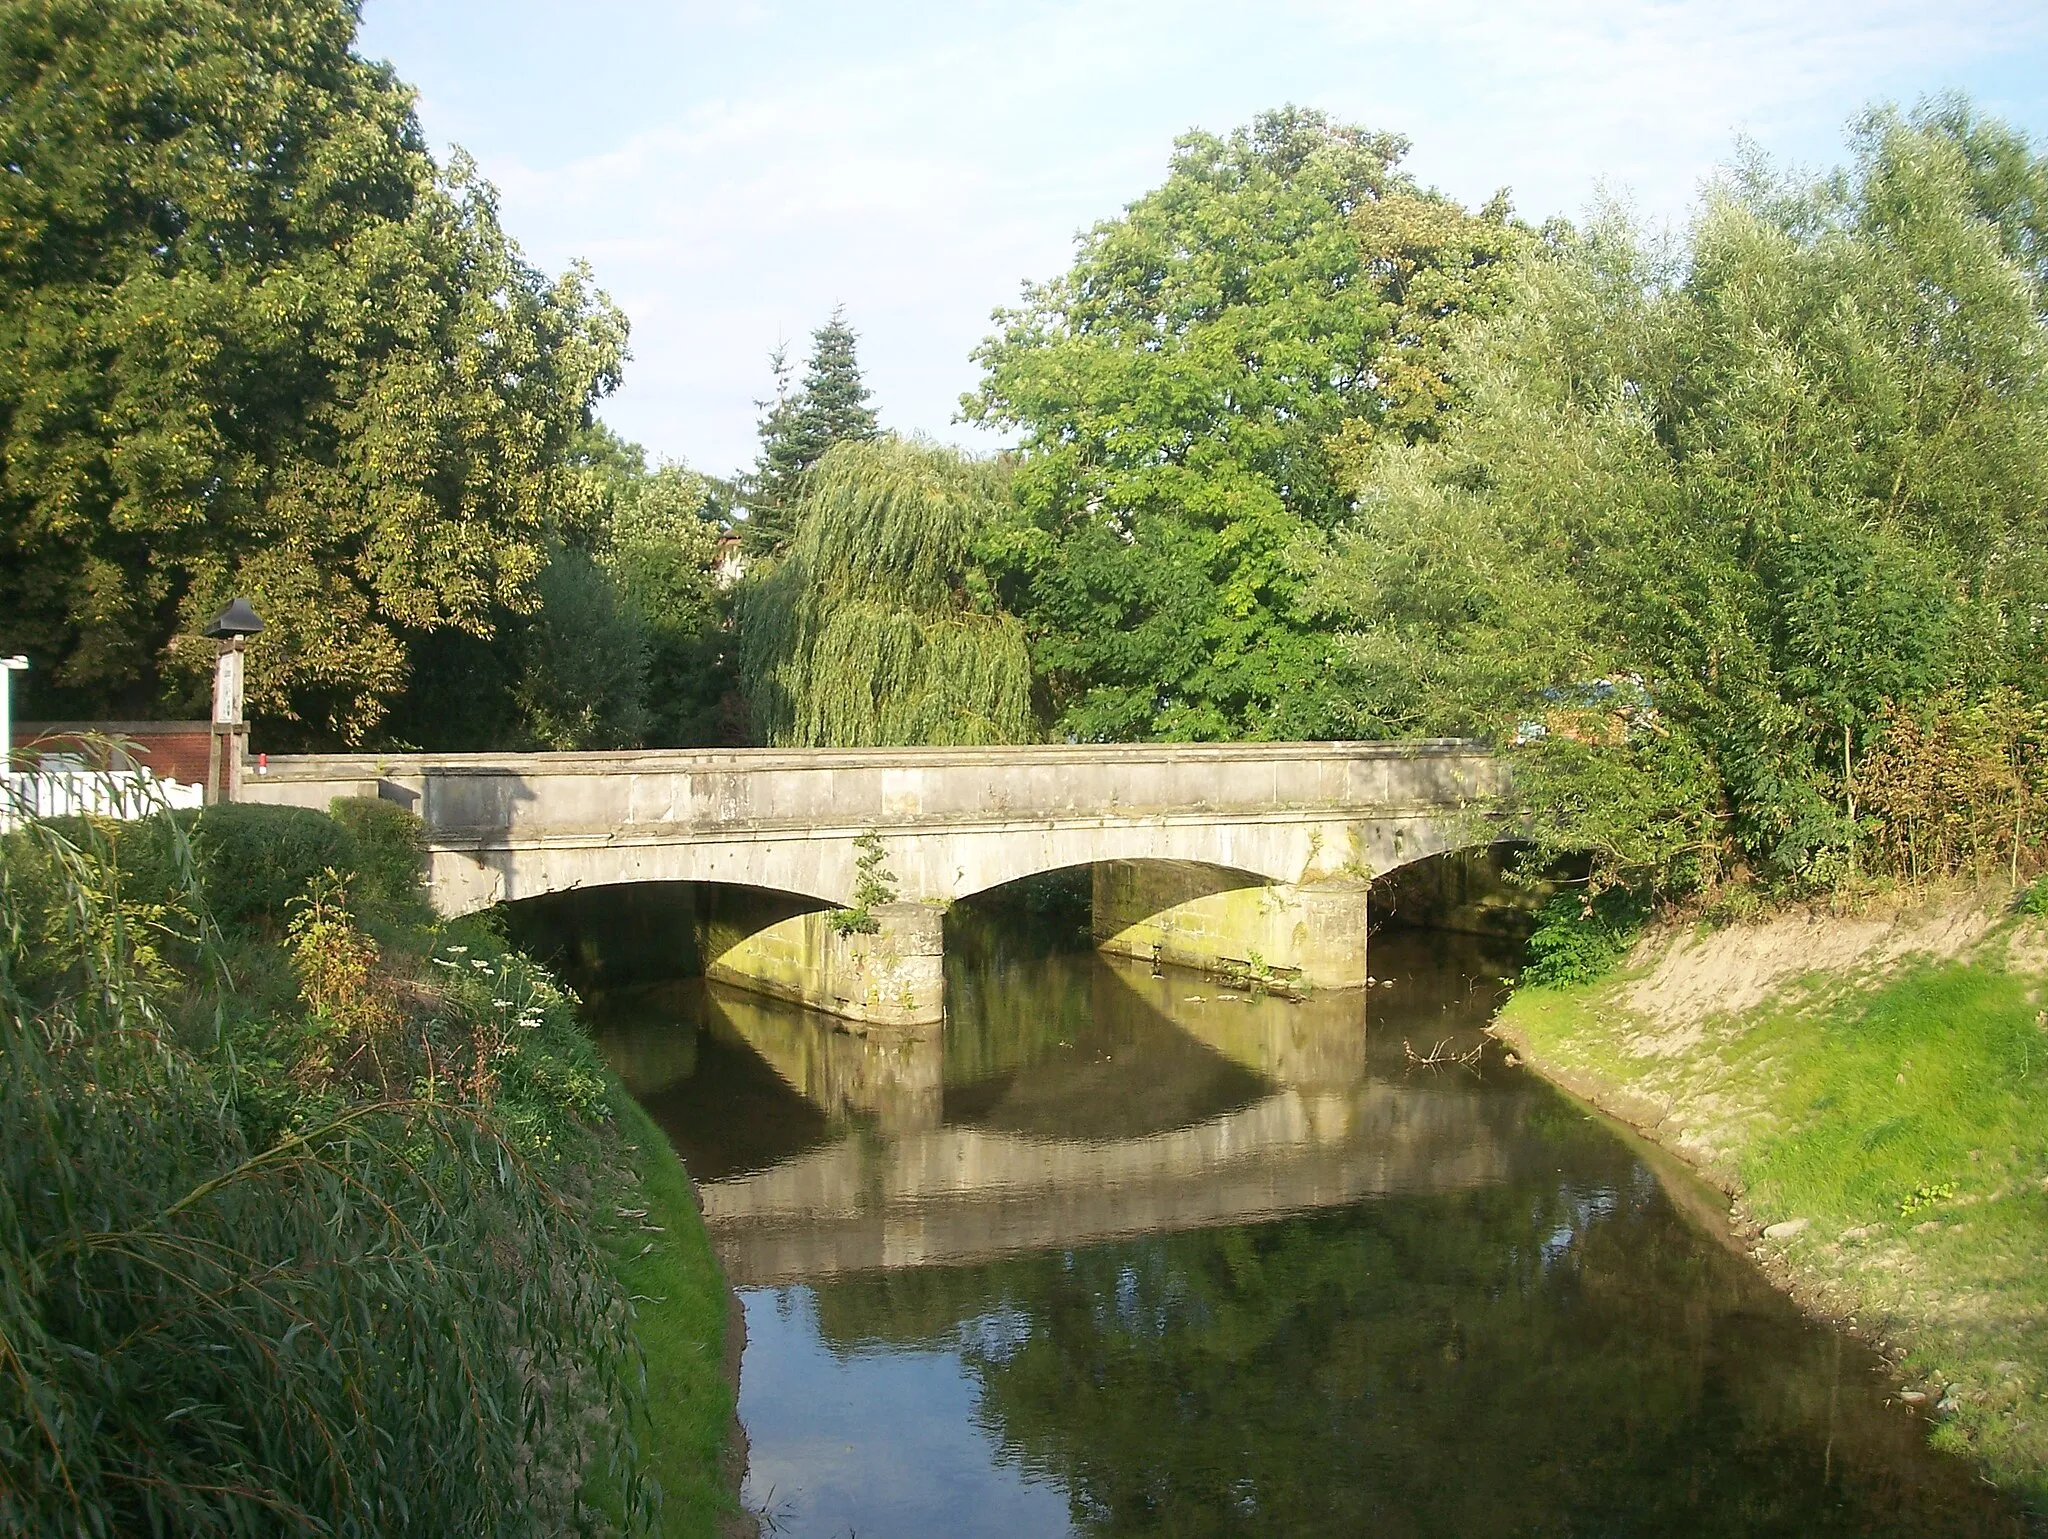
1308 100 2048 893
0 0 626 744
966 106 1521 741
741 307 880 555
379 426 737 752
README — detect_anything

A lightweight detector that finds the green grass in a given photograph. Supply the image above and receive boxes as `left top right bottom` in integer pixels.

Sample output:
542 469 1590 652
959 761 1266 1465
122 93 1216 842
1497 937 2048 1510
1741 963 2048 1503
1747 964 2045 1220
603 1089 745 1538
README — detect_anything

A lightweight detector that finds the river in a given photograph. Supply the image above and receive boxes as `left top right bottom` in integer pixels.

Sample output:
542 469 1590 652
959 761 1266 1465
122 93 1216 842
587 909 2027 1537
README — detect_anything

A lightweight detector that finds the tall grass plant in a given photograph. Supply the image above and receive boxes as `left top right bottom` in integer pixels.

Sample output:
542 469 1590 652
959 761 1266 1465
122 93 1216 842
0 797 652 1535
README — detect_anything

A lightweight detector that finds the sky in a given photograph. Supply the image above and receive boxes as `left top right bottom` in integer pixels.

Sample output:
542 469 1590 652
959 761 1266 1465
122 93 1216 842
357 0 2048 480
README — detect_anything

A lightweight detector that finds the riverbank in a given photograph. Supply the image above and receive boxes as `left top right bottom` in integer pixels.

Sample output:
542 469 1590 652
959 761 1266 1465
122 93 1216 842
4 798 681 1531
2 796 760 1533
1491 888 2048 1510
605 1089 756 1538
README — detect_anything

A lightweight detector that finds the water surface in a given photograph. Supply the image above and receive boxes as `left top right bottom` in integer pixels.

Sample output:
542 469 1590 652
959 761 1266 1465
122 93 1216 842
592 918 2027 1537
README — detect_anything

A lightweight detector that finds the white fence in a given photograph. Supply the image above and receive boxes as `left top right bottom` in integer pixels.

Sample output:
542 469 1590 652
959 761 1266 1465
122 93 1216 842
0 769 206 831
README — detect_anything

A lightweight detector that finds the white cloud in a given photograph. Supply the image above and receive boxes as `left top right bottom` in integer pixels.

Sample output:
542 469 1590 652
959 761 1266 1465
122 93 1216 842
1324 0 2048 215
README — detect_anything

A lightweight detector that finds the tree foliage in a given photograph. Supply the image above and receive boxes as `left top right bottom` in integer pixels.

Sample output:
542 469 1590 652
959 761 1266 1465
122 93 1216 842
375 425 735 752
512 546 653 750
1307 99 2048 894
0 0 627 744
603 456 737 746
966 106 1523 741
741 308 880 556
738 436 1032 746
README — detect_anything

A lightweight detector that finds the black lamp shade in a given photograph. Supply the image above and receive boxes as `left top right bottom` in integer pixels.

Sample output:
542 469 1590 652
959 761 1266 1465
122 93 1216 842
203 597 265 639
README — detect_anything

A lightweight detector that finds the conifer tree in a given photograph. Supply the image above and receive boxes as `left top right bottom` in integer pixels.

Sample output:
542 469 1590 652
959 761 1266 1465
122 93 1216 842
742 308 880 554
744 342 803 550
795 309 881 452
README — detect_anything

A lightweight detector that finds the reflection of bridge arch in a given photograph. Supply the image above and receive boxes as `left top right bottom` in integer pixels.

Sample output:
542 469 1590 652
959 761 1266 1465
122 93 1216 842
248 741 1502 1023
593 936 1536 1283
700 1081 1532 1284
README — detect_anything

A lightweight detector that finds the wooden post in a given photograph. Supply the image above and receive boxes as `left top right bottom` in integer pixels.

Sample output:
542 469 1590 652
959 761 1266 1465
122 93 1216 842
210 639 245 805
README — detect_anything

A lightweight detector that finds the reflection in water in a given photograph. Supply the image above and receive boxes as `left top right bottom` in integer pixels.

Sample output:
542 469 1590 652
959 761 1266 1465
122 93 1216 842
589 917 2028 1538
608 982 833 1184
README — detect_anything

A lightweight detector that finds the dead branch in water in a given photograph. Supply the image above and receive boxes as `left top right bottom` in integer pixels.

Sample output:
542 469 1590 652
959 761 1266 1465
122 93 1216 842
1404 1037 1485 1070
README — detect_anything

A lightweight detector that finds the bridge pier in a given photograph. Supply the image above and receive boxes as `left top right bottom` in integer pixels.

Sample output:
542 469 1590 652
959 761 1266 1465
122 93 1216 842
1092 861 1372 990
701 898 946 1029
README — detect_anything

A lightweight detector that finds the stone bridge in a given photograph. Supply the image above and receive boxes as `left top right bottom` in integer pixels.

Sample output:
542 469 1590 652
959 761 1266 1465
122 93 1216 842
245 741 1500 1026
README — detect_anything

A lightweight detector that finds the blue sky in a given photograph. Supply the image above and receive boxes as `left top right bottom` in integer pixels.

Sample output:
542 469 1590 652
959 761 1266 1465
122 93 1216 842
358 0 2048 479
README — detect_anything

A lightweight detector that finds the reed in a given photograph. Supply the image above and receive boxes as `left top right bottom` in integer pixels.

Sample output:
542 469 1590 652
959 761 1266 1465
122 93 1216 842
1 799 652 1535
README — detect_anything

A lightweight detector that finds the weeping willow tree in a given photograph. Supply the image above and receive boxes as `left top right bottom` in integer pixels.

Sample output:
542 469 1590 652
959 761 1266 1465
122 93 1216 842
739 437 1035 746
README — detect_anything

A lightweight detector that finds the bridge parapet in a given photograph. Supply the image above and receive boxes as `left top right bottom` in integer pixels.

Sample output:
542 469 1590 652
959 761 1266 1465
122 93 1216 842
250 739 1492 826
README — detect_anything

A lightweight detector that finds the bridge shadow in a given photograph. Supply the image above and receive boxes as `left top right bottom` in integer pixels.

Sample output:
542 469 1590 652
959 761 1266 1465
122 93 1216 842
504 878 839 999
1370 842 1549 943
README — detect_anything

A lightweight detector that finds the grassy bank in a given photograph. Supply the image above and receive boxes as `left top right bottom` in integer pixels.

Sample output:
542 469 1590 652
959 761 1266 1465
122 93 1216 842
1 796 745 1533
1494 892 2048 1509
604 1089 751 1538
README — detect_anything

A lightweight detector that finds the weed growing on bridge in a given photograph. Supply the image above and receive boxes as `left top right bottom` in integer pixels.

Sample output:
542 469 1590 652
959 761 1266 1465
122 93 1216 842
829 831 899 936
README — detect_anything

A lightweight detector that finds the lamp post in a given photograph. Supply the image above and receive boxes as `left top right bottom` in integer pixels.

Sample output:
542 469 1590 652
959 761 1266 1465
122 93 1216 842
203 598 263 804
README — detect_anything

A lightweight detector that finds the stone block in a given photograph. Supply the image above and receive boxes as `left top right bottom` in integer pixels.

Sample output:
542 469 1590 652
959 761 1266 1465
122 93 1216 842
1092 860 1371 989
703 898 945 1028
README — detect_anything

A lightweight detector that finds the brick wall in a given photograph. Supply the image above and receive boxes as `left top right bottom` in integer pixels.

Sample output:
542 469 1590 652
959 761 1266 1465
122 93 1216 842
13 721 215 789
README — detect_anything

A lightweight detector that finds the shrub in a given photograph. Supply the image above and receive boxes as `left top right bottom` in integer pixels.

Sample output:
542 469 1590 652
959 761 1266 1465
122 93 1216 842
191 803 357 931
1520 888 1650 987
60 800 414 937
327 794 430 924
1859 690 2048 887
0 807 650 1535
429 936 611 1158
